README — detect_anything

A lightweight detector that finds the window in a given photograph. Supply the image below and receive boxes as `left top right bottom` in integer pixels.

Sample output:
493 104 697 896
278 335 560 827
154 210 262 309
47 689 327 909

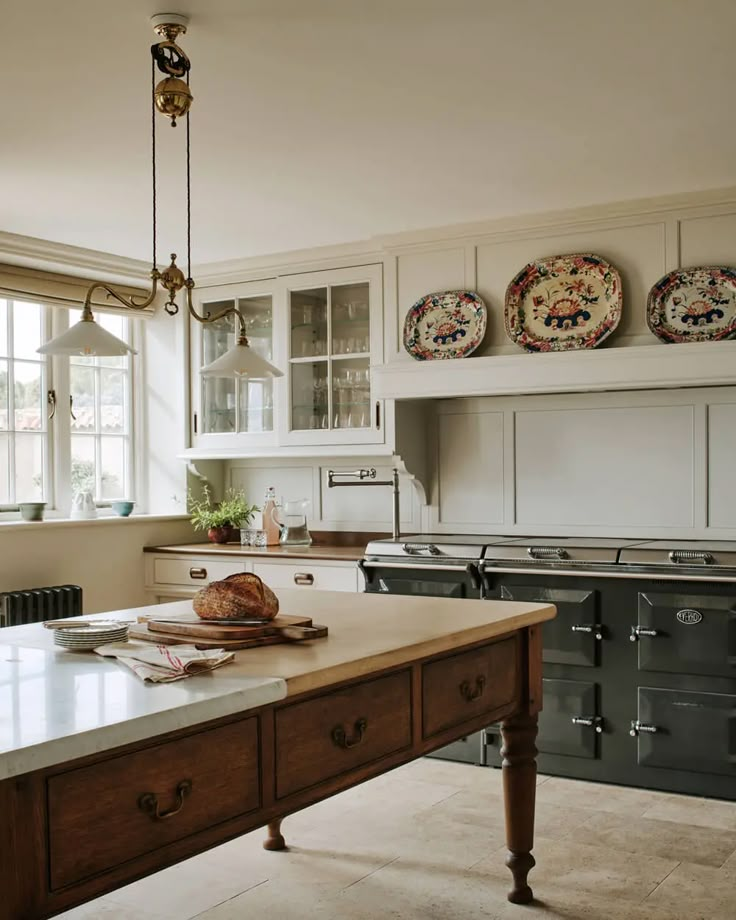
0 299 48 506
68 310 133 502
0 298 137 514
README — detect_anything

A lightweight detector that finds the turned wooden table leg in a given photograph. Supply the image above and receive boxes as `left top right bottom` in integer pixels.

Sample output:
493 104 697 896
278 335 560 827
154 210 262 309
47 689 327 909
263 818 287 851
500 712 538 904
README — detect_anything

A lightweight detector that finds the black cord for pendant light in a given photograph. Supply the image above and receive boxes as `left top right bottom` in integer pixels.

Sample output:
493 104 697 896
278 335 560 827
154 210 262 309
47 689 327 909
186 69 192 283
151 54 158 273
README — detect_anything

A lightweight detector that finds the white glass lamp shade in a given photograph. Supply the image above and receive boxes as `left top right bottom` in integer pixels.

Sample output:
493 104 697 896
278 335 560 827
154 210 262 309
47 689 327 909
200 341 283 379
38 316 136 356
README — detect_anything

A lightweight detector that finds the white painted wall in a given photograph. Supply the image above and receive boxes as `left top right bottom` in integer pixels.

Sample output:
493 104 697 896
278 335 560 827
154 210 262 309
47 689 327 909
0 517 196 614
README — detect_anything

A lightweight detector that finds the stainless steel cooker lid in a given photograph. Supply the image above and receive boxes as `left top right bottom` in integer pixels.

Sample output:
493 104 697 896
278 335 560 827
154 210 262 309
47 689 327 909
619 541 736 568
483 537 644 565
364 534 514 561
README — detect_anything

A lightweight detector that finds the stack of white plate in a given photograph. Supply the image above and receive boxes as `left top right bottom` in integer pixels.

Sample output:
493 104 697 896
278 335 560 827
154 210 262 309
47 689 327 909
53 622 129 651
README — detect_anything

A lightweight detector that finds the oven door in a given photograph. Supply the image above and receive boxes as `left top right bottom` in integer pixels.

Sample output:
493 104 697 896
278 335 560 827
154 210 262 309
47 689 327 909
359 561 482 599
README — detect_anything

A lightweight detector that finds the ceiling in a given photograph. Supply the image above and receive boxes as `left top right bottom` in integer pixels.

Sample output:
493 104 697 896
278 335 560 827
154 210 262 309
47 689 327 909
3 0 736 267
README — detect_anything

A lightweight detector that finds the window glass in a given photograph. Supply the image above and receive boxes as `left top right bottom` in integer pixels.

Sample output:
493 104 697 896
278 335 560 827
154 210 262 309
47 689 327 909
13 301 42 360
14 433 44 502
0 432 9 504
0 300 7 355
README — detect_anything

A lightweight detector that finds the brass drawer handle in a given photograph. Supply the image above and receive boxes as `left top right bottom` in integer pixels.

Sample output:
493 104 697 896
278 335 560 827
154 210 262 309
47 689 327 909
189 567 208 580
331 717 367 749
138 779 192 820
459 675 486 702
294 573 314 586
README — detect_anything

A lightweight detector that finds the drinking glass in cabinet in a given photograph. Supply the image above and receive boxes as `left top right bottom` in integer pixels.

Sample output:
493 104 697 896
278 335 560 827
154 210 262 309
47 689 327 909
332 359 370 429
291 288 328 359
238 294 273 340
291 360 329 431
331 282 370 355
202 377 236 433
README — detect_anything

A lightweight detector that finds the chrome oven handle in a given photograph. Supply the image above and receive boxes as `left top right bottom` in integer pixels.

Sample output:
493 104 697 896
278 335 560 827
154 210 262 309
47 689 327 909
402 543 441 556
527 546 569 560
668 550 714 565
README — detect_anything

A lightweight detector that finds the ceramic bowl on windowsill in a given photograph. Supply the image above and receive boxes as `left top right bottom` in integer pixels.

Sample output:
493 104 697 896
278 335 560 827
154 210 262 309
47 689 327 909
111 500 135 517
18 502 47 522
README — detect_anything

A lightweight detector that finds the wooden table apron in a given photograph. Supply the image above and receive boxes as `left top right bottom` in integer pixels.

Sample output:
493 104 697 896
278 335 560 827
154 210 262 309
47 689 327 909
0 624 543 919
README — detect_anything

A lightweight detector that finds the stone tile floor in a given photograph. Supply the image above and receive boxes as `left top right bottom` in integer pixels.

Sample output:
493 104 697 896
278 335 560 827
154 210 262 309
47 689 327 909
59 759 736 920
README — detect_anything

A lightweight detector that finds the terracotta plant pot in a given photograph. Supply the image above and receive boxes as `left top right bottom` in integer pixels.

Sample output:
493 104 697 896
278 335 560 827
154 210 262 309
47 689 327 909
207 526 231 544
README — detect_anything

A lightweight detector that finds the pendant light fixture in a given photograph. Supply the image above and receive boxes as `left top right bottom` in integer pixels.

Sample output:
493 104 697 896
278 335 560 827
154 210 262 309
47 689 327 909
38 13 283 380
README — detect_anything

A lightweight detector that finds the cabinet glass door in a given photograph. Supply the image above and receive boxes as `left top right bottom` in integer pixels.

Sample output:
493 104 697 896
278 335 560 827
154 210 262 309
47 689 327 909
201 294 274 435
289 281 371 433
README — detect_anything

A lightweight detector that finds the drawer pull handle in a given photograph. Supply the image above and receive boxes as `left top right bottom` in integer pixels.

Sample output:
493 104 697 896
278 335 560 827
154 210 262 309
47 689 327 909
138 779 192 820
459 675 486 703
189 567 208 580
331 718 367 749
294 573 314 586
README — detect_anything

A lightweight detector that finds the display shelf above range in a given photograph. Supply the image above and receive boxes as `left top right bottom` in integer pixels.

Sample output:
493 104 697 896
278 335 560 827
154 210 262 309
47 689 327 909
372 340 736 402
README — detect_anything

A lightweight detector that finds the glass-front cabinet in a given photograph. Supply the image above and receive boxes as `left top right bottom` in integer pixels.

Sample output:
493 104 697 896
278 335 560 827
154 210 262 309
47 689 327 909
192 279 281 450
284 265 382 446
190 264 384 451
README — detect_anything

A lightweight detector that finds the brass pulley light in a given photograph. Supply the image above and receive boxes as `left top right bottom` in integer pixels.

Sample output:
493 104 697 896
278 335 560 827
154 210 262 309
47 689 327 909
39 13 283 381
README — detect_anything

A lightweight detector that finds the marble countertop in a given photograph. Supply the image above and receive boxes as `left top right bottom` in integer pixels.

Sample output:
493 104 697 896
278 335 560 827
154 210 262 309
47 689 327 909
144 542 367 561
0 591 554 782
0 611 286 781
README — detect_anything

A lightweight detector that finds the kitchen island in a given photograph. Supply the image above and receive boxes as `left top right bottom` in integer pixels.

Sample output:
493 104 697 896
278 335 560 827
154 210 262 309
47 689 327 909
0 589 554 919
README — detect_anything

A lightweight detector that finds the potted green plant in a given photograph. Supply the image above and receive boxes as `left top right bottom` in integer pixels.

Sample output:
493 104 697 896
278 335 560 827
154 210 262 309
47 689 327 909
189 488 260 544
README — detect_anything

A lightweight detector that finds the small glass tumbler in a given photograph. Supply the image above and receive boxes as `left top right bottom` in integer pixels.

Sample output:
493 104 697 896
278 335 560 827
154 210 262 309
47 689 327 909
240 528 254 546
251 529 267 548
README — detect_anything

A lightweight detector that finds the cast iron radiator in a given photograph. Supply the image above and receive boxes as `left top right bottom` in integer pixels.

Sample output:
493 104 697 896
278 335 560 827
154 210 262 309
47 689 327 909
0 585 83 627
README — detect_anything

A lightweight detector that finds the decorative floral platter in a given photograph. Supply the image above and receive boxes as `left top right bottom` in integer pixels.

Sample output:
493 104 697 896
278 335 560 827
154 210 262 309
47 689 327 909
403 291 487 360
647 266 736 343
504 253 622 352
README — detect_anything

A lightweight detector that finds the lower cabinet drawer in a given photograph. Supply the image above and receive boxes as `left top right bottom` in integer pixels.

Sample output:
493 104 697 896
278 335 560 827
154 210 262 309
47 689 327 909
252 561 358 592
48 718 260 889
153 557 246 587
275 671 412 798
422 636 519 738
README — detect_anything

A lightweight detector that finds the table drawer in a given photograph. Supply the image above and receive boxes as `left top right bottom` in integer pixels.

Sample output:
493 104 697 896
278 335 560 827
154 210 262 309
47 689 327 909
275 671 412 798
422 636 519 738
252 561 358 592
48 718 260 889
153 557 245 587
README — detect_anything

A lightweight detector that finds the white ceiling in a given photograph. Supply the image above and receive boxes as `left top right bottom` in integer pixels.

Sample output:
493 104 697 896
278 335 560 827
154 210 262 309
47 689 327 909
3 0 736 267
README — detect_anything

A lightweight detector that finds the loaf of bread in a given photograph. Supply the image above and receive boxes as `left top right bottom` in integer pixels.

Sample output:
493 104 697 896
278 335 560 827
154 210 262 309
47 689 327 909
193 572 279 621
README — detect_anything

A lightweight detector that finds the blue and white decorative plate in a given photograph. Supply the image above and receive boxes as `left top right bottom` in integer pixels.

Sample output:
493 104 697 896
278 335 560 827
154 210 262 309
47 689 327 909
403 291 487 361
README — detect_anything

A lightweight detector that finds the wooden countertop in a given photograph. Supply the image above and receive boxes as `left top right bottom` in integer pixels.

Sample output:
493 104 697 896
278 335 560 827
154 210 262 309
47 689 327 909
144 542 366 561
142 589 556 697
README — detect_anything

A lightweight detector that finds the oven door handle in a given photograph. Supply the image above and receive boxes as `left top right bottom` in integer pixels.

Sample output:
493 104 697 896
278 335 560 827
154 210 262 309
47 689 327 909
360 560 481 574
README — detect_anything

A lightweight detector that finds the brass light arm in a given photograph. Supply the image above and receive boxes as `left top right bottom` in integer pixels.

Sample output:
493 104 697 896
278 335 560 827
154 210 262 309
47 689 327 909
184 280 249 343
80 270 161 322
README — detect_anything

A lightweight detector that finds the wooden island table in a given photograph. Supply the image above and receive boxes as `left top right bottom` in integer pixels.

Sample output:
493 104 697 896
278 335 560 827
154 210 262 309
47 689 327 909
0 589 554 919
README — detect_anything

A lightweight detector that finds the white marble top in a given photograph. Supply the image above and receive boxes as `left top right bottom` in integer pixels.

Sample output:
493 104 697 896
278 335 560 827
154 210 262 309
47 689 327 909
0 617 286 781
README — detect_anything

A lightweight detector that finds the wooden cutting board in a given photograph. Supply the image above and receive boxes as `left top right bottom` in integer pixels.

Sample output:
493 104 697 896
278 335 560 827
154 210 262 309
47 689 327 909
145 614 325 641
127 622 311 650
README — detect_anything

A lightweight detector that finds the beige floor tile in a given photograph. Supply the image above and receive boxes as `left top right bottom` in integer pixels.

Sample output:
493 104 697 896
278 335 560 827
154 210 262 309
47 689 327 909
535 775 668 817
642 792 736 832
55 899 167 919
427 786 595 840
472 836 678 903
103 852 267 920
565 810 736 867
644 861 736 920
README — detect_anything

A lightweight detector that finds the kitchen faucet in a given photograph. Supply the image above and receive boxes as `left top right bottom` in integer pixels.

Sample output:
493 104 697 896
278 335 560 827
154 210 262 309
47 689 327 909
327 468 400 540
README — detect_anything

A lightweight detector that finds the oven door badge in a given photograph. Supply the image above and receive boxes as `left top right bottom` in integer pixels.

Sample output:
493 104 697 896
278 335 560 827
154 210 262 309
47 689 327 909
676 608 703 625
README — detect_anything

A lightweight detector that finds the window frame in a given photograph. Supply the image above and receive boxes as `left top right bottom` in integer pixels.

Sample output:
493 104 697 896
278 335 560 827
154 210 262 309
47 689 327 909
0 296 140 519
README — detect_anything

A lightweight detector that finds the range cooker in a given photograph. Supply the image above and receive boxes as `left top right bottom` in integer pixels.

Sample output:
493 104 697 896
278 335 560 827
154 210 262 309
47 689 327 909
360 535 736 800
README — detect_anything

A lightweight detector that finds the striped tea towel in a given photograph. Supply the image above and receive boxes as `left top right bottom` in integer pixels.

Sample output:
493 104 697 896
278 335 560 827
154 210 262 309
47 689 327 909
95 639 235 682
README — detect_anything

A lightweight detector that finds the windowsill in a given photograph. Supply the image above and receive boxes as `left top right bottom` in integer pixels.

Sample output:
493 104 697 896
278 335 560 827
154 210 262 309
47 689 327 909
0 514 191 533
